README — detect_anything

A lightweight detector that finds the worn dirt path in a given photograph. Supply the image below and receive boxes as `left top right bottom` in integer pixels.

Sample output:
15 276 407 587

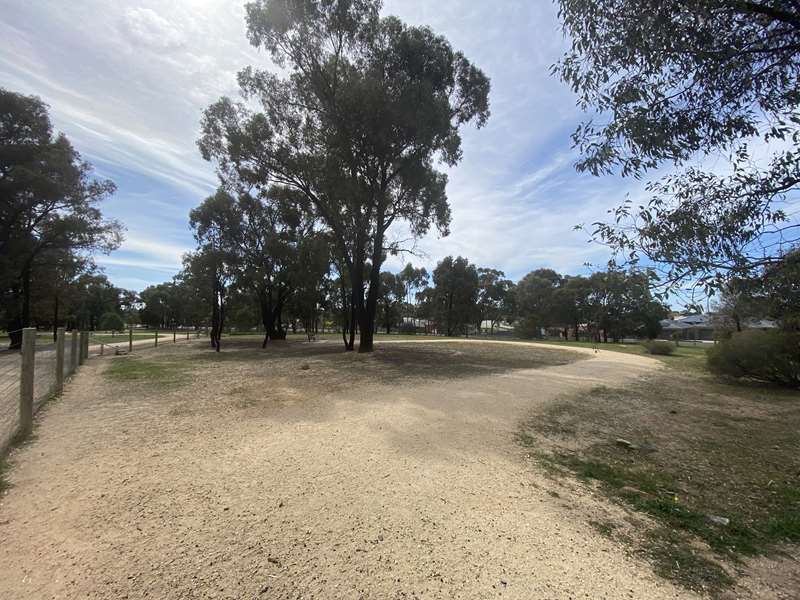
0 340 696 599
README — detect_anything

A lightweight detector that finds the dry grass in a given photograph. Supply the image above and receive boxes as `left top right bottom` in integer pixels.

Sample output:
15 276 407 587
519 368 800 597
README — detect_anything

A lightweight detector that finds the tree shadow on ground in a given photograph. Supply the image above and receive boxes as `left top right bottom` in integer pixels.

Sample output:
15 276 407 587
180 338 585 386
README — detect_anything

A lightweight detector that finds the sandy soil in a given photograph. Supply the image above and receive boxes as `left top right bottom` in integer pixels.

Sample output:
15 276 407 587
0 339 696 599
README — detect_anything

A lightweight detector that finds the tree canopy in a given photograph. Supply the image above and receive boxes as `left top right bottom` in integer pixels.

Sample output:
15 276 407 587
556 1 800 294
0 88 121 346
198 0 490 352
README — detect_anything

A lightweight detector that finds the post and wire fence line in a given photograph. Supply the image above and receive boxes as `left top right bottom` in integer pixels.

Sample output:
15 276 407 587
0 326 202 453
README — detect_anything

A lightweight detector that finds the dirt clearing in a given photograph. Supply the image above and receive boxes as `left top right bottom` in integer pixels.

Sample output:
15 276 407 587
0 339 695 599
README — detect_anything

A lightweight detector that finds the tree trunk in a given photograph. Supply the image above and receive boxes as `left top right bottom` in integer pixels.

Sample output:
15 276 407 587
446 293 454 336
258 287 271 349
210 277 222 352
350 256 367 352
53 294 60 342
358 287 377 352
359 229 387 353
338 278 352 350
272 295 287 340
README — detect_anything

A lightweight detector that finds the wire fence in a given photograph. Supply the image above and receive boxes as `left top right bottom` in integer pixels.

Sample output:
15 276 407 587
0 327 202 453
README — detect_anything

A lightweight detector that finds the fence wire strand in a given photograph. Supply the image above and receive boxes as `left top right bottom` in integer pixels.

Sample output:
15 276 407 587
2 329 201 451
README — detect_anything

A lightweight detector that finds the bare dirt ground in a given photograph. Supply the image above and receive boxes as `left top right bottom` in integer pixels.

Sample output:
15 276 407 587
0 339 697 599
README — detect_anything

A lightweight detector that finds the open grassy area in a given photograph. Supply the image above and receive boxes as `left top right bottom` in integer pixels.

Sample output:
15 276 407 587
519 359 800 595
135 337 586 386
531 338 709 371
105 354 193 388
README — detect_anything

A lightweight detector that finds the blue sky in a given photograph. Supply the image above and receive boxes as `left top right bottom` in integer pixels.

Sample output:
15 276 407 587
0 0 651 291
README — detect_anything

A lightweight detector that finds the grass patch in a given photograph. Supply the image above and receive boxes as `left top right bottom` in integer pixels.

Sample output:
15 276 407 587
105 355 191 388
530 338 708 371
0 453 11 494
520 369 800 596
183 338 586 384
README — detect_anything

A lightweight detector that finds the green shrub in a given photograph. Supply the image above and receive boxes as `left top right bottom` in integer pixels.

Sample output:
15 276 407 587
643 340 675 355
707 330 800 387
99 311 126 332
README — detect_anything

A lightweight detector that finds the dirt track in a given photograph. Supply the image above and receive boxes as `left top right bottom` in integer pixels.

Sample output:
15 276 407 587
0 340 696 599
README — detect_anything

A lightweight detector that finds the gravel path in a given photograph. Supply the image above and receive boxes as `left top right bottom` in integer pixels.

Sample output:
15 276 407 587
0 341 696 599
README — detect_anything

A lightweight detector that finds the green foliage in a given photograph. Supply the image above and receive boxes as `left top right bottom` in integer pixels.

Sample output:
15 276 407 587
139 279 207 329
514 269 562 334
106 356 189 388
99 311 125 332
513 316 542 339
642 340 674 356
199 0 490 351
512 267 668 341
707 330 800 387
557 1 800 293
425 256 480 336
477 268 514 331
0 88 121 346
376 271 405 334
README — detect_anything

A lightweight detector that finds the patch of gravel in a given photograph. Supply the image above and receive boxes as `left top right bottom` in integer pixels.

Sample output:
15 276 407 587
0 340 696 599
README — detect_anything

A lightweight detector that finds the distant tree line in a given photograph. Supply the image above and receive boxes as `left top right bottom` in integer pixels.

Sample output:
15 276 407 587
142 241 670 346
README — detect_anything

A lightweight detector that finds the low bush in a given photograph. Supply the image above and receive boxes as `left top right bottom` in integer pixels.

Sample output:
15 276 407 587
707 330 800 387
642 340 675 355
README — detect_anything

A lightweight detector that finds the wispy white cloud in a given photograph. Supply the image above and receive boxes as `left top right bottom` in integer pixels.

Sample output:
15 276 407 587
1 0 636 290
120 7 187 51
120 234 189 266
95 256 182 273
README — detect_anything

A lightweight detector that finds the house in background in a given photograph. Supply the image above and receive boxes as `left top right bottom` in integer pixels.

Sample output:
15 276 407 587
660 313 716 341
660 313 779 341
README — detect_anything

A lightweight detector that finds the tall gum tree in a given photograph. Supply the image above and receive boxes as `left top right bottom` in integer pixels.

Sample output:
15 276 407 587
198 0 490 352
1 89 120 348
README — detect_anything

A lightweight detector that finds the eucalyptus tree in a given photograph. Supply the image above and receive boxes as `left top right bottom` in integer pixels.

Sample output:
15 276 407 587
556 1 800 294
585 270 668 342
376 271 405 334
513 269 563 338
397 263 429 327
198 0 490 352
428 256 480 336
0 88 120 347
553 275 592 341
189 192 241 351
234 190 311 346
476 268 513 334
286 232 332 340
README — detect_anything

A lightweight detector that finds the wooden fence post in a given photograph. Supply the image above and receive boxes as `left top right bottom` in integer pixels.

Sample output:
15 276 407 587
129 327 133 353
173 329 176 343
78 332 87 365
70 330 79 374
19 328 35 438
186 330 190 341
155 329 159 347
55 326 65 395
